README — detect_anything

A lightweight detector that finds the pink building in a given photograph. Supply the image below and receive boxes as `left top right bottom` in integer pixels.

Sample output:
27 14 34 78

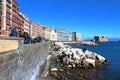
0 0 22 36
29 21 42 38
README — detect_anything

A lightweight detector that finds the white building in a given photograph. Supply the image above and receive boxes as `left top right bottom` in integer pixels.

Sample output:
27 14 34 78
42 26 51 40
42 30 50 40
76 32 81 41
72 32 81 41
19 12 30 34
49 31 57 41
68 33 72 41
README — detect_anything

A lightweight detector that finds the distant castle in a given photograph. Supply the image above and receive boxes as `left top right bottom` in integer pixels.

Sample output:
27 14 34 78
94 36 108 42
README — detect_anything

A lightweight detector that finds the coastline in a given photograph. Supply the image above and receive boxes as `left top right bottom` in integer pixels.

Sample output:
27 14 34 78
56 41 97 46
59 41 82 44
40 55 51 77
38 54 56 80
38 41 108 80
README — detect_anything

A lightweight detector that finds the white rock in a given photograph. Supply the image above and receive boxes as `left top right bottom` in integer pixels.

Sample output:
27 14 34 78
97 55 105 63
55 42 65 48
83 58 95 67
52 42 107 68
51 68 58 71
64 50 72 55
71 49 81 60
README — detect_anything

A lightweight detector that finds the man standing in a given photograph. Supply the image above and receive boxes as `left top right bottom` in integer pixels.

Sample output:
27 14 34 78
9 27 18 37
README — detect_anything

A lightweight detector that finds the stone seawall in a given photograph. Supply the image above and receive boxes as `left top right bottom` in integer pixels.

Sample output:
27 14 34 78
0 36 24 52
0 42 51 80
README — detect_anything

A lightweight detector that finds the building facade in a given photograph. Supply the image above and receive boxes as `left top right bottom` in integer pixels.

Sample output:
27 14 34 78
0 0 13 35
19 12 29 34
94 36 108 42
12 0 22 33
72 32 81 41
55 28 70 41
42 26 51 40
42 26 51 31
49 30 57 41
29 21 42 39
0 0 22 36
68 33 72 41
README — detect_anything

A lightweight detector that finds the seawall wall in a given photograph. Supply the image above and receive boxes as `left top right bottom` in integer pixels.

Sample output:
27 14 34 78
0 42 51 80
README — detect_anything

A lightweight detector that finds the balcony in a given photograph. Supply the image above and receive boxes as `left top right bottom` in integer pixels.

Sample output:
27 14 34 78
6 2 11 9
12 3 18 9
0 11 1 16
0 26 1 30
12 8 16 13
7 0 12 3
0 6 2 11
12 0 18 6
6 15 11 20
0 0 2 4
12 22 18 28
14 14 19 20
12 17 21 26
6 8 11 14
6 21 11 26
0 20 1 25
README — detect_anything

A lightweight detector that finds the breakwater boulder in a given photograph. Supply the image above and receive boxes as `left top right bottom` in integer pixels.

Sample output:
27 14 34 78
50 42 109 68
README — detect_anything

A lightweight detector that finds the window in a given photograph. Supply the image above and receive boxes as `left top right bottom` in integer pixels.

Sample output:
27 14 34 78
0 0 2 3
6 13 10 19
0 6 2 10
6 1 11 7
0 19 1 24
6 19 10 25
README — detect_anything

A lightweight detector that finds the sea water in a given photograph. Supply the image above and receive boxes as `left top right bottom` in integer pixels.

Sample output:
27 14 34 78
68 41 120 80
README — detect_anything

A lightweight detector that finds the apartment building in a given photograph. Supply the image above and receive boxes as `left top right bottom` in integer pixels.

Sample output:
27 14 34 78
0 0 22 36
29 21 42 39
49 30 57 41
19 12 29 34
72 32 81 41
42 26 51 39
55 28 70 41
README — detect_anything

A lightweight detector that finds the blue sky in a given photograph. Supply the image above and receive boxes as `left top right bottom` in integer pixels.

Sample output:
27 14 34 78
17 0 120 40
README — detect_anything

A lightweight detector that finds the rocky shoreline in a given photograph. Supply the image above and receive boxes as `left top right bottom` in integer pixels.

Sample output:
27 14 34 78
58 41 98 46
40 42 109 80
81 41 98 46
50 42 108 68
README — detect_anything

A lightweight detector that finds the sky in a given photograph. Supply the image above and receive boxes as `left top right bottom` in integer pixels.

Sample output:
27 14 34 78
17 0 120 40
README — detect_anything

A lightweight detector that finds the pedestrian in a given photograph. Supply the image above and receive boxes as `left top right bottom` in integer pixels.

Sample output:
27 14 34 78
9 27 18 37
18 31 23 38
36 36 42 43
23 32 31 44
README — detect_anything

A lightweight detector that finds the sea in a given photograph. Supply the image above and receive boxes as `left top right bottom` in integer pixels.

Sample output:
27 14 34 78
68 41 120 80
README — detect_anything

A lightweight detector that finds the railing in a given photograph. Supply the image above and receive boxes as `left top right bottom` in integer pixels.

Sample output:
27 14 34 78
7 0 12 4
6 2 11 8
